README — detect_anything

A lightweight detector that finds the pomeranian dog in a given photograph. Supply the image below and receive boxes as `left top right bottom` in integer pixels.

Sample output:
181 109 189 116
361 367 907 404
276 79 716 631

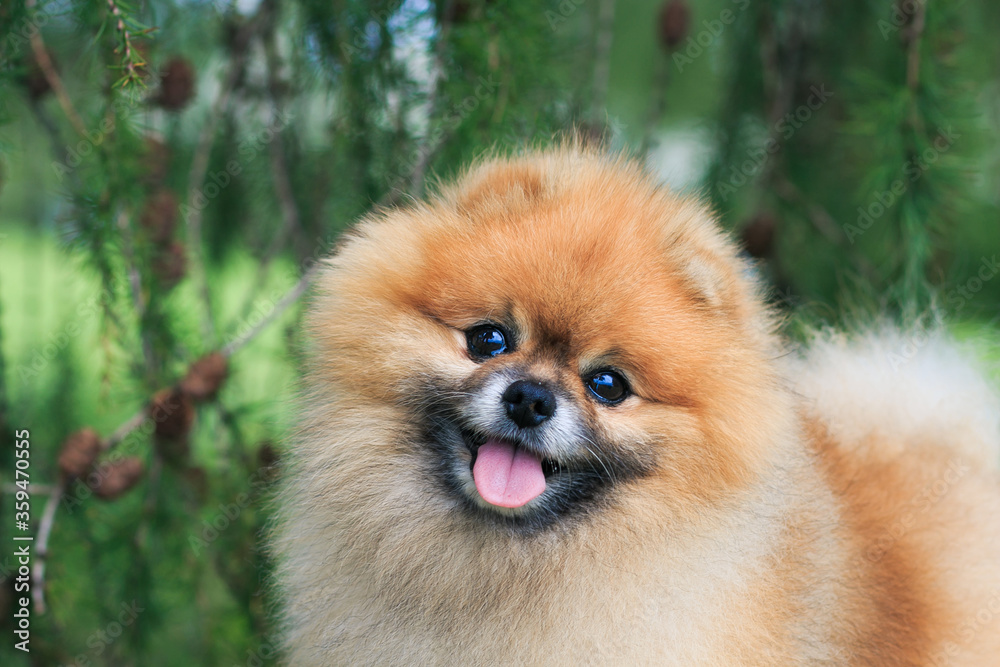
275 146 1000 665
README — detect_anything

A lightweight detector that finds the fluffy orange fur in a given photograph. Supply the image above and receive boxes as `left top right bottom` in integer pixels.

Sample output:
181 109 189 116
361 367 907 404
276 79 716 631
274 146 1000 665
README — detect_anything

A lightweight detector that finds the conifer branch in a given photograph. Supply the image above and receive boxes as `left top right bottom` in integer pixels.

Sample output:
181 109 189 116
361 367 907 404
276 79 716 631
263 27 303 257
230 18 304 327
222 261 319 358
105 0 151 90
30 249 312 612
773 176 879 283
905 2 926 94
117 208 156 374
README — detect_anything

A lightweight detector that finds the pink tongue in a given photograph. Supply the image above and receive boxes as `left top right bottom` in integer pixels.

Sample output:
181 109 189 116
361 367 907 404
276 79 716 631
472 439 546 508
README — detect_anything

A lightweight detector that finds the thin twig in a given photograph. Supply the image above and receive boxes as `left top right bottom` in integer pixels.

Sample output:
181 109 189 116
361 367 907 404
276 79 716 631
184 16 262 347
263 22 300 243
591 0 616 118
773 176 880 282
222 261 320 358
639 54 670 157
104 410 148 451
27 20 87 137
905 2 926 93
117 209 156 374
904 2 927 140
410 0 454 196
383 130 453 208
32 479 66 614
228 22 304 328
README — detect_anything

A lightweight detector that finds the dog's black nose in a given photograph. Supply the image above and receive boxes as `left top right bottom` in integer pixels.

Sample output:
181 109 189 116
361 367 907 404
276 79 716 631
502 380 556 428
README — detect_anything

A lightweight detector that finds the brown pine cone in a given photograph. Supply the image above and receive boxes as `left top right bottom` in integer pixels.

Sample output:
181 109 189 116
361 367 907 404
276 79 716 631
740 213 777 259
22 60 52 100
180 352 228 402
156 57 196 111
658 0 691 51
141 136 172 189
139 189 180 244
155 433 191 465
151 241 187 289
93 458 145 500
149 387 195 440
57 428 102 479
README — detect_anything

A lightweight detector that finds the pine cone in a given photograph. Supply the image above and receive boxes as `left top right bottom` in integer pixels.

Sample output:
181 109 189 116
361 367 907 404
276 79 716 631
182 465 209 502
180 352 228 402
658 0 691 51
155 433 191 465
149 387 195 440
151 241 187 289
741 213 776 259
93 458 145 500
142 136 171 189
22 60 51 101
57 428 102 479
139 189 179 244
156 57 196 111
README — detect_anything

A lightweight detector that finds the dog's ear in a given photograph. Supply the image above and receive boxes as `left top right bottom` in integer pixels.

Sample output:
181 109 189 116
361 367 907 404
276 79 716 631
658 200 772 337
673 250 728 310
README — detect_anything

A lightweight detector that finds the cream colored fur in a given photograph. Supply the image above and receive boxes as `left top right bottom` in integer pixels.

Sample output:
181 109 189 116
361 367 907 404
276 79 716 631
791 327 1000 469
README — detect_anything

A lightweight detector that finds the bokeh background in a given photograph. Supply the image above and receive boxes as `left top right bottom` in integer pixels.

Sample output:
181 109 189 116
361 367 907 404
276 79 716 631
1 0 999 664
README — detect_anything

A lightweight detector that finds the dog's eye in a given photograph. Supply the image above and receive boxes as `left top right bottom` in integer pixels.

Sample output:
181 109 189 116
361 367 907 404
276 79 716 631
585 371 628 404
467 325 510 359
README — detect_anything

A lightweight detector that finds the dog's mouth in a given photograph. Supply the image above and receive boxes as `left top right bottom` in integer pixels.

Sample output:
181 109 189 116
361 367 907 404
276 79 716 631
463 431 562 509
425 420 652 532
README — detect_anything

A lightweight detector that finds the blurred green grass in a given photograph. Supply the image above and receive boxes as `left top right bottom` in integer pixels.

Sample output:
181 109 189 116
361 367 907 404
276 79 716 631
1 225 301 443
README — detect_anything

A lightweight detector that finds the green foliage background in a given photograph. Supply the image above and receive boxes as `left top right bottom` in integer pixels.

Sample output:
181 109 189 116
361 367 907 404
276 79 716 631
0 0 998 664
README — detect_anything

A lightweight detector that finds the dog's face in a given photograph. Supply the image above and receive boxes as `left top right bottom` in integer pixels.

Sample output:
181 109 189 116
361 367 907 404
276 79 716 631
309 152 790 533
